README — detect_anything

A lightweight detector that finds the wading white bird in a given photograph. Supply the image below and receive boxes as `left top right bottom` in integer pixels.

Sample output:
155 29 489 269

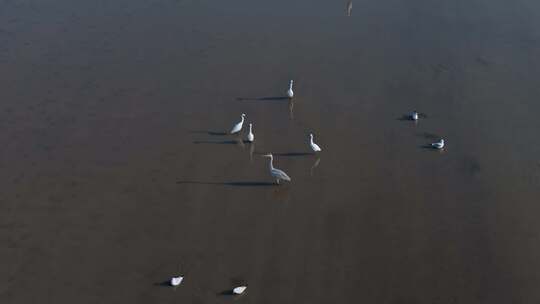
233 286 247 295
411 111 419 121
247 123 254 142
309 133 322 152
230 113 246 134
431 139 445 149
170 276 184 286
286 80 294 98
262 154 291 184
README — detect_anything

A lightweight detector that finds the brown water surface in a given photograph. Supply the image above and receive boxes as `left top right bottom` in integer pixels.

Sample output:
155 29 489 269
2 0 540 303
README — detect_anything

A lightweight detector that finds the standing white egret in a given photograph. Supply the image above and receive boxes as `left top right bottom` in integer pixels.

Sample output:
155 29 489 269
262 154 291 184
247 123 254 142
411 111 419 121
233 286 247 295
309 133 322 152
170 276 184 287
431 139 445 149
286 80 294 99
230 113 246 134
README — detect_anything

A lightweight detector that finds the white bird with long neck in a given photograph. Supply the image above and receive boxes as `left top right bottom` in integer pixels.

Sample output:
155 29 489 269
247 123 254 142
286 80 294 99
262 154 291 184
309 133 322 152
233 286 247 295
230 113 246 134
431 139 445 149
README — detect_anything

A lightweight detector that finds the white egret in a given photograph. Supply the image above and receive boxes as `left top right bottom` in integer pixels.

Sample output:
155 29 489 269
262 154 291 184
309 133 322 152
411 111 419 121
247 123 254 142
431 139 445 149
170 276 184 287
286 80 294 99
230 113 246 134
233 286 247 295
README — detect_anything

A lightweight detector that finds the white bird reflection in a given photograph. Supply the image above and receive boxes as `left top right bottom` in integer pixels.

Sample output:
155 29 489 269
289 99 294 119
310 158 321 176
346 0 352 16
249 142 255 162
235 136 245 149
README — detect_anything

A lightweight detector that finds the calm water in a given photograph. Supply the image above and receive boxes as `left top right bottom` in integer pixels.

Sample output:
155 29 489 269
2 0 540 303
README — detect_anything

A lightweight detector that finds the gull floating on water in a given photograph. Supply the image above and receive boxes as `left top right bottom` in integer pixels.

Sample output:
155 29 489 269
247 123 254 142
262 154 291 184
309 133 322 152
411 111 419 121
170 276 184 286
287 80 294 99
233 286 247 295
431 139 445 149
230 113 246 134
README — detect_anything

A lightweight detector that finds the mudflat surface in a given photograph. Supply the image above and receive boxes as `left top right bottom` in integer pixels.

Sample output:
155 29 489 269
2 0 540 303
